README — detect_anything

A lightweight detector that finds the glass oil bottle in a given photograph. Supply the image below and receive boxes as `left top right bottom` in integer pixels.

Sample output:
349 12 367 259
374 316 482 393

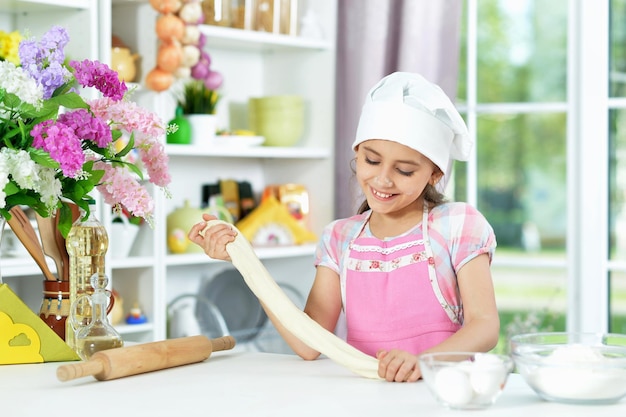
72 273 123 360
65 199 109 350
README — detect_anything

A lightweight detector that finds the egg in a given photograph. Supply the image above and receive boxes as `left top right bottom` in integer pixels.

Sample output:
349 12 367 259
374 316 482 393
469 354 507 397
433 367 474 406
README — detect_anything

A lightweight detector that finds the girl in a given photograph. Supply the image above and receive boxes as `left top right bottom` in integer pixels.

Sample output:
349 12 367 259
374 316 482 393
188 72 500 383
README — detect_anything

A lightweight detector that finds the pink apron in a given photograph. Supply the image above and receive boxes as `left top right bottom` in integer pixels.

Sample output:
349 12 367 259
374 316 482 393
343 205 461 356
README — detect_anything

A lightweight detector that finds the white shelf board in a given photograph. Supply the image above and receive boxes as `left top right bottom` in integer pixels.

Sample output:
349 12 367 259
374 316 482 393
199 24 333 52
165 244 316 266
109 256 157 269
0 0 91 12
115 322 153 335
0 256 57 278
165 144 330 159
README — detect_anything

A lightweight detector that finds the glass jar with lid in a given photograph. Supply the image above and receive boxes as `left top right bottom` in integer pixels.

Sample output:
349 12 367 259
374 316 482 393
203 0 232 27
253 0 298 35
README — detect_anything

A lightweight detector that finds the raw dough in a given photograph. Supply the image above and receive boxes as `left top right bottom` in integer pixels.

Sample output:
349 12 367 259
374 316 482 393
202 220 381 379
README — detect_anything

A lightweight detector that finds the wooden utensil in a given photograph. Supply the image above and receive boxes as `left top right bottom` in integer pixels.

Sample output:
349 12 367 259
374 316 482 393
35 214 63 281
56 335 236 382
54 203 80 281
7 206 57 282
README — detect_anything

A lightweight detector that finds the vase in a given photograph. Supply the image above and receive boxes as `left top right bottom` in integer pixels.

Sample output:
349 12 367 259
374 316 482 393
0 215 69 341
167 106 192 145
186 114 217 146
110 216 140 258
39 279 70 340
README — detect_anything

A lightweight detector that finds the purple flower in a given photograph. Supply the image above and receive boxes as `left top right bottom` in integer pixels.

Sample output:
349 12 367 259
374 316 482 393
70 59 127 101
58 109 112 148
37 26 69 62
18 25 71 99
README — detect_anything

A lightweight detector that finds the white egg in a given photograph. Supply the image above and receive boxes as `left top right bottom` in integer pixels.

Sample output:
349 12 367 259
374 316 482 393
470 368 503 397
469 354 506 397
434 367 474 406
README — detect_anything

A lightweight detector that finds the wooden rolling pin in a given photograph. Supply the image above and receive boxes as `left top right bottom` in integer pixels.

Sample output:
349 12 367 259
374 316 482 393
57 335 235 382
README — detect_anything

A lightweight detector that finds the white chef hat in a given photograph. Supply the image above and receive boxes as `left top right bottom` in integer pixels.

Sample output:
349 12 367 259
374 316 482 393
352 72 472 189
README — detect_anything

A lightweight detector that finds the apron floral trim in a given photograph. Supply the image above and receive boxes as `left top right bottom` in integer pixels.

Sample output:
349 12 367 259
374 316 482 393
347 251 429 273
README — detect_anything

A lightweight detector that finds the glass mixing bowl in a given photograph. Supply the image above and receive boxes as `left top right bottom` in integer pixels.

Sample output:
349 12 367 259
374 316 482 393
418 352 514 410
510 332 626 404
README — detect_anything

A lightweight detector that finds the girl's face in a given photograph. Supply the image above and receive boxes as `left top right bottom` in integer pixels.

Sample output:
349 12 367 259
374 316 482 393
355 139 442 216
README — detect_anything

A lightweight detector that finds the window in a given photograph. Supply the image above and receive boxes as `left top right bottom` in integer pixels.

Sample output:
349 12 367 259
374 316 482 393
457 0 618 349
610 0 626 333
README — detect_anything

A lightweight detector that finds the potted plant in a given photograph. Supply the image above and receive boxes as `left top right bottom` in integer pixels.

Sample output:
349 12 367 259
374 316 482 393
174 79 222 146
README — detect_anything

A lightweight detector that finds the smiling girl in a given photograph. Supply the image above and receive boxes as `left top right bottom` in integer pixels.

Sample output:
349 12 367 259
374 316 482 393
189 72 499 383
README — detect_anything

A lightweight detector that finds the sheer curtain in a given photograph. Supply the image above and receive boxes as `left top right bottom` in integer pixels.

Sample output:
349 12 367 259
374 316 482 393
334 0 463 218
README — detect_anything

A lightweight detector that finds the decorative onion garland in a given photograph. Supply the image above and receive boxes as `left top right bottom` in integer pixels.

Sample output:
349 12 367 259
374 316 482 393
146 0 223 92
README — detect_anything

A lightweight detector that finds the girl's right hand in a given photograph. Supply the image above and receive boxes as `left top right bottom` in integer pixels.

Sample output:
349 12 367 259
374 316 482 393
187 213 237 261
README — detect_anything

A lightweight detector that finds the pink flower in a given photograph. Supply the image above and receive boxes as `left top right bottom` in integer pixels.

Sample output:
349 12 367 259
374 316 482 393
58 109 112 148
138 140 171 187
70 59 127 101
89 97 165 141
94 161 154 220
31 119 85 178
88 96 171 189
369 260 381 270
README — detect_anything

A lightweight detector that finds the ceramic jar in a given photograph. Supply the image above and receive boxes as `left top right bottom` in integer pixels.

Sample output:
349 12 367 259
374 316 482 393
111 47 139 83
39 280 70 341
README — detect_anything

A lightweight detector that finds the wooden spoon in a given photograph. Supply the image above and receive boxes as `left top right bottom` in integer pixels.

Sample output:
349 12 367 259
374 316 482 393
54 203 81 281
35 213 63 281
7 206 57 281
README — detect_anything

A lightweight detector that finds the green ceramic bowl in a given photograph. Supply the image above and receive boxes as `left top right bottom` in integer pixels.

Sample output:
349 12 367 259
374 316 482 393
249 96 304 147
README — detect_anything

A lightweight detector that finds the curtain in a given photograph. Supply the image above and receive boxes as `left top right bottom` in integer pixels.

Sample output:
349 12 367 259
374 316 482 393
334 0 463 219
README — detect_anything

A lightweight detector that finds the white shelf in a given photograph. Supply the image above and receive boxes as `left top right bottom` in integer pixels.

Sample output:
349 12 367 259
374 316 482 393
0 256 57 278
115 322 153 335
109 256 156 269
165 144 330 159
199 24 333 53
2 0 336 346
165 244 316 266
0 0 91 12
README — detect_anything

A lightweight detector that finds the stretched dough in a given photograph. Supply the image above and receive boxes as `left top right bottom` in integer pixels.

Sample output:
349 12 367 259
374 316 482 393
202 220 381 379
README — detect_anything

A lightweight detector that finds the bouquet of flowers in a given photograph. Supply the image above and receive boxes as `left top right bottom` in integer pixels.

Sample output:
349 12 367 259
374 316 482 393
0 26 171 237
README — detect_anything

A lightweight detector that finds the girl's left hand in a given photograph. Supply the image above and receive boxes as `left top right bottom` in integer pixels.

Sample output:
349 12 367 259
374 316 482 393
376 349 421 382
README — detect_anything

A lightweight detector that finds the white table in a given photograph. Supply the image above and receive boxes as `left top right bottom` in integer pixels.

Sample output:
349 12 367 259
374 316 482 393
1 352 625 416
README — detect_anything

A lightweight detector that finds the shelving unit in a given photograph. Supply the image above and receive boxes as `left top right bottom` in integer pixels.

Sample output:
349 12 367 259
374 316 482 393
1 0 338 348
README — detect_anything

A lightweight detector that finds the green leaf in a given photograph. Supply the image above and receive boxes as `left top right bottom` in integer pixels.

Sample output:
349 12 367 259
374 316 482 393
111 130 122 141
119 161 144 179
29 148 60 168
116 133 135 157
3 181 20 196
56 202 77 238
47 91 89 110
2 92 22 109
50 81 75 98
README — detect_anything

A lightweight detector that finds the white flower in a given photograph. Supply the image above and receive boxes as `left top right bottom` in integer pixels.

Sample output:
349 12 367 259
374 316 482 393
0 60 44 111
0 148 62 213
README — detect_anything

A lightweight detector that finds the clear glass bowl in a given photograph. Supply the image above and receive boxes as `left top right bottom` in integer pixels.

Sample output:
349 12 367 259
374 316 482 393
510 332 626 404
418 352 514 410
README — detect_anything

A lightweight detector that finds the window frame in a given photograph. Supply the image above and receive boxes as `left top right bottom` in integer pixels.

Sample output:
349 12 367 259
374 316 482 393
460 0 611 333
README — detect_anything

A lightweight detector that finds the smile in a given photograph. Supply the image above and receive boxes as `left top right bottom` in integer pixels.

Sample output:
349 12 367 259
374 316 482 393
371 187 394 199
